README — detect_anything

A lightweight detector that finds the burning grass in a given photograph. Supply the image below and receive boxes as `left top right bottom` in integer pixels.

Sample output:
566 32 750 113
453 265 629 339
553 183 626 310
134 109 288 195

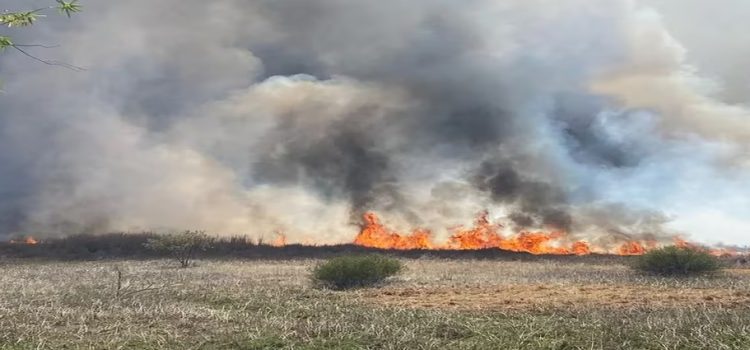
0 232 635 263
353 212 738 257
2 212 742 263
1 258 750 349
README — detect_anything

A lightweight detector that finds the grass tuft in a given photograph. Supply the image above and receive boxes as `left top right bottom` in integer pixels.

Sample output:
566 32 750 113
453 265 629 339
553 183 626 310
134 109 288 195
312 254 403 290
633 246 722 276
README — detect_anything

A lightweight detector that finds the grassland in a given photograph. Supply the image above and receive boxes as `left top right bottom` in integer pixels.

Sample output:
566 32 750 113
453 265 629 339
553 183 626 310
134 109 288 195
1 257 749 349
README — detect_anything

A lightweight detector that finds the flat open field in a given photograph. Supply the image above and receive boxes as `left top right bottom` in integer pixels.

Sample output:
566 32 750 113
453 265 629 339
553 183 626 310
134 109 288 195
1 258 750 349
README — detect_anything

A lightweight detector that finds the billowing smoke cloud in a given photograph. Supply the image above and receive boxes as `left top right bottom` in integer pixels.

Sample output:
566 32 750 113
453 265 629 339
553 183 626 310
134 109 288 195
1 0 748 244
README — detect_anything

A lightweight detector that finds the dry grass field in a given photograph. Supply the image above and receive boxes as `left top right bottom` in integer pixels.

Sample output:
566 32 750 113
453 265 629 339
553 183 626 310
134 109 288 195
1 257 750 349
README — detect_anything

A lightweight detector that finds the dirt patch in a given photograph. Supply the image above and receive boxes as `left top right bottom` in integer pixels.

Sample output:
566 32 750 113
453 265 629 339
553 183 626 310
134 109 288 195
360 284 750 311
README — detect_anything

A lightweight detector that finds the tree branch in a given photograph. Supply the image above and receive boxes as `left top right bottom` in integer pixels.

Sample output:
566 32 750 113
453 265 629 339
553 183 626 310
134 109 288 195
11 44 85 71
14 43 60 49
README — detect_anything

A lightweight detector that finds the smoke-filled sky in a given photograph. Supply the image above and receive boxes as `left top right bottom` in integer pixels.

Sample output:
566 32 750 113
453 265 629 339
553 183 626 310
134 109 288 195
0 0 748 245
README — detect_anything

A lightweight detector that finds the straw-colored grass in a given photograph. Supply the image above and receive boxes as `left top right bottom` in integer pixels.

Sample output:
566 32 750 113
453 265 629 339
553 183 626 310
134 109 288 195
0 258 749 349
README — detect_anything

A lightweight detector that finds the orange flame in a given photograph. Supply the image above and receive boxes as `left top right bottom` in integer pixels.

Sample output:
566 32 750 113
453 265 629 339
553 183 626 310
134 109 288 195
617 241 646 255
354 212 434 250
9 237 39 245
271 233 288 247
354 212 599 255
675 237 737 257
446 212 585 254
571 241 592 255
352 212 729 256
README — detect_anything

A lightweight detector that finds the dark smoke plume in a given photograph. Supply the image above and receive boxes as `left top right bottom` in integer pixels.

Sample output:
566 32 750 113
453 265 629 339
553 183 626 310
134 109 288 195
1 0 749 244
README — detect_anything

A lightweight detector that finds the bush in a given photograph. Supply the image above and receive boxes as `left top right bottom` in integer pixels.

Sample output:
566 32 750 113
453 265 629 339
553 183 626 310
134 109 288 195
633 246 722 276
312 255 404 290
144 231 211 268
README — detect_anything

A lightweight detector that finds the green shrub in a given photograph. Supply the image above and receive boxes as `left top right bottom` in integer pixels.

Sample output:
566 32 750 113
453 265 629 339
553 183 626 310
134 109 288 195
633 246 722 276
312 255 403 290
144 231 211 268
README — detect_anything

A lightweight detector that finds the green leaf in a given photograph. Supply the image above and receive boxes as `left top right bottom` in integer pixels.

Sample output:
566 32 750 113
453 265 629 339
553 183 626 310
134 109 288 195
56 0 82 18
0 36 12 51
0 11 45 27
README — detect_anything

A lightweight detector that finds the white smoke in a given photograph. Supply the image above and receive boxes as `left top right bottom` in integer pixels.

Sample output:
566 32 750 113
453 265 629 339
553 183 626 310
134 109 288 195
0 0 748 245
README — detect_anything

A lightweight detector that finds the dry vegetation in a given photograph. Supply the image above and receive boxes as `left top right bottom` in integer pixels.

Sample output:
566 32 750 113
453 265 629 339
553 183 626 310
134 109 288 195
1 257 749 349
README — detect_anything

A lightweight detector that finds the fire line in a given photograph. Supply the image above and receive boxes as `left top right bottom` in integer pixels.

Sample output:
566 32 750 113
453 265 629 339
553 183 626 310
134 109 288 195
352 212 735 257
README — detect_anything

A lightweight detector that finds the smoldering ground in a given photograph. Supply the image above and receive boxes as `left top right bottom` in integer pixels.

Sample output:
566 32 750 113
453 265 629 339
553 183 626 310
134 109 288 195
1 0 749 244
